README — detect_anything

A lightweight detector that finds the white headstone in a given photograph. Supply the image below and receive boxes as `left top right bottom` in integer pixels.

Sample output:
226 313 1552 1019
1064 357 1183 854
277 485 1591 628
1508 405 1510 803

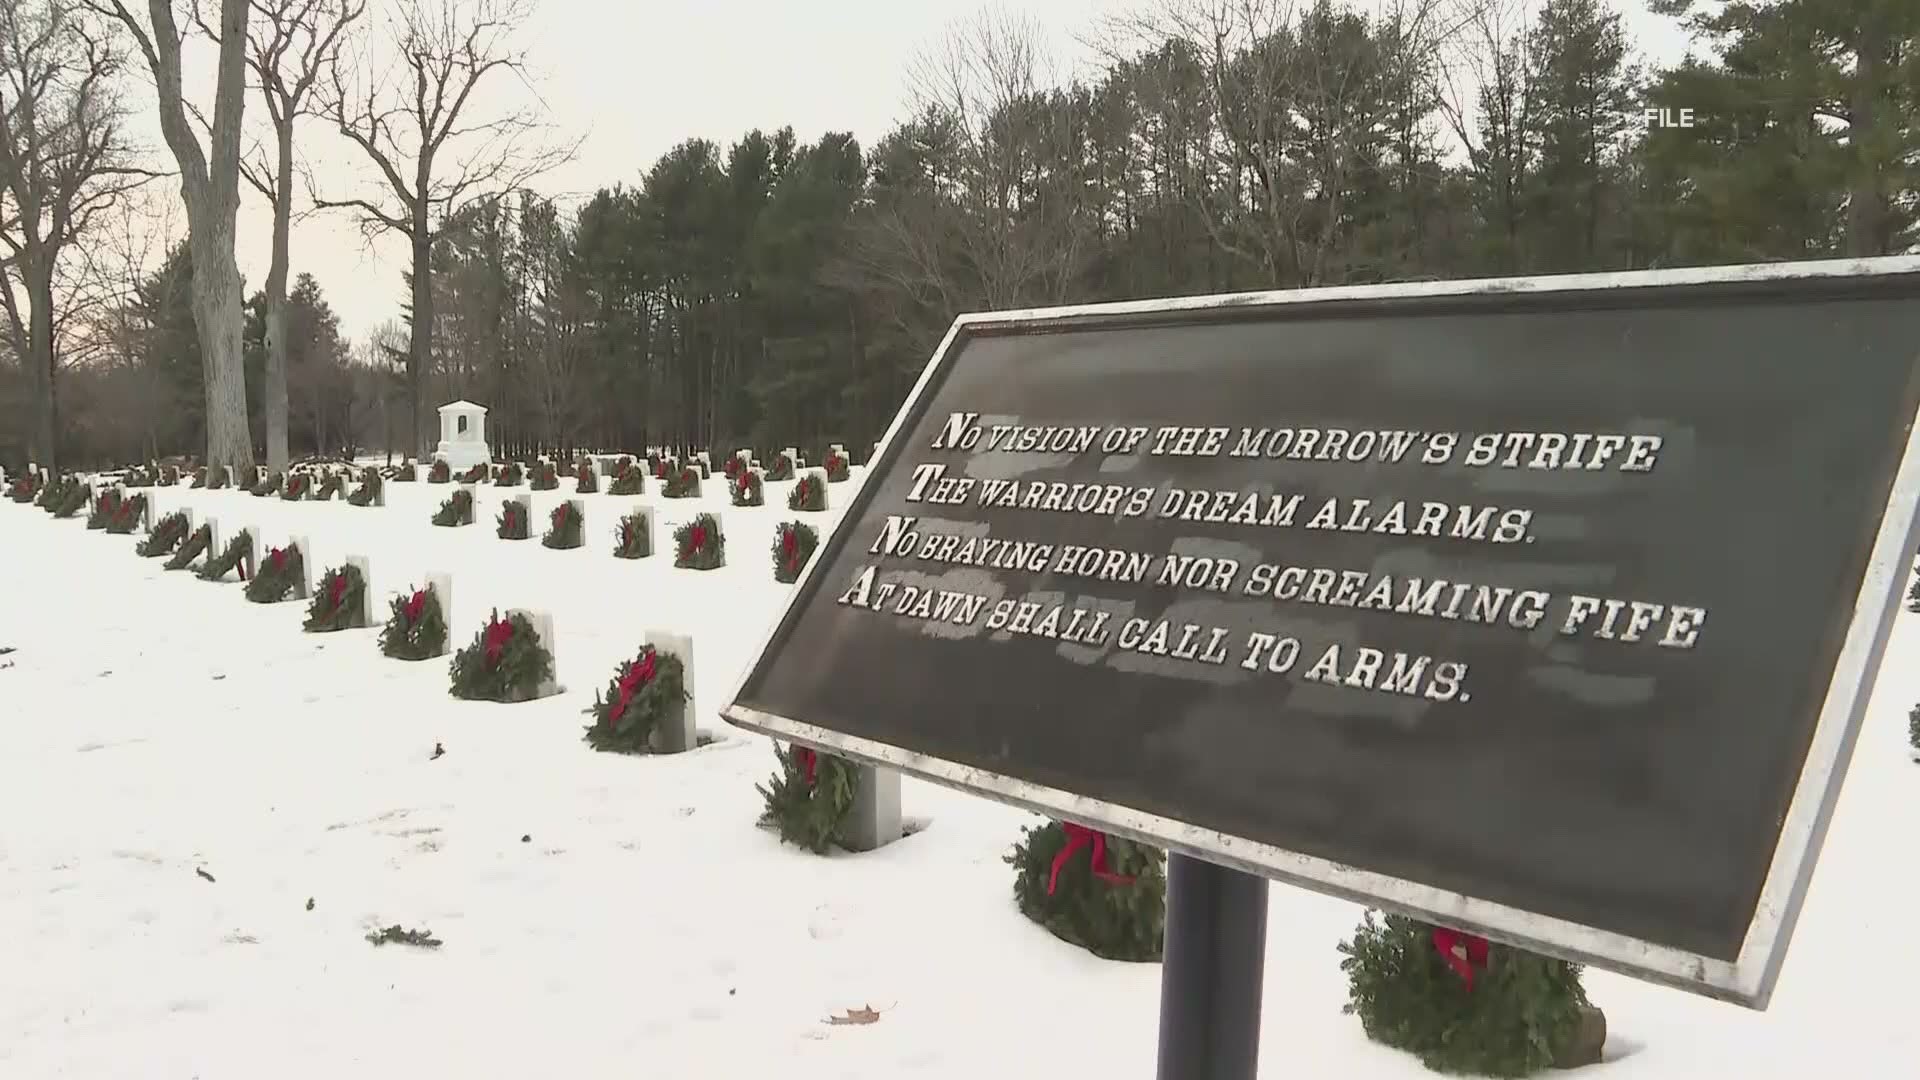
506 608 558 701
829 442 846 455
641 631 696 753
628 503 657 555
843 765 903 852
458 483 477 525
345 555 375 628
206 515 222 558
566 498 586 540
427 573 454 656
735 448 752 465
288 535 313 600
244 527 262 581
695 451 711 470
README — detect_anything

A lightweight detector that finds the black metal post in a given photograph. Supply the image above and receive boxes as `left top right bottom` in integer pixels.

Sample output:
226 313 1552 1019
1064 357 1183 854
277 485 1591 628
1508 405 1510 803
1154 851 1269 1080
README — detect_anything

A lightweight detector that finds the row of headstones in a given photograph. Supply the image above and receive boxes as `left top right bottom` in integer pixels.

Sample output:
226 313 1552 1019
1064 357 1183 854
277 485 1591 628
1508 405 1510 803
120 504 900 848
175 464 384 504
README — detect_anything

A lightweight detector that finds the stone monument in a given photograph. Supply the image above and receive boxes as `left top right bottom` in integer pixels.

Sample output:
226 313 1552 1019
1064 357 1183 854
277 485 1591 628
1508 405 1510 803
434 400 492 472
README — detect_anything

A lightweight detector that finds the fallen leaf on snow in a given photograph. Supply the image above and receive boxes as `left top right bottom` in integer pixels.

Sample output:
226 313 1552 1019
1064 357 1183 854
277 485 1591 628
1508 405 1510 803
825 1004 883 1026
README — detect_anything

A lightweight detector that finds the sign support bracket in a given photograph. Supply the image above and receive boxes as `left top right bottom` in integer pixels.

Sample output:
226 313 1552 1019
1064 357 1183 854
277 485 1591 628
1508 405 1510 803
1155 852 1270 1079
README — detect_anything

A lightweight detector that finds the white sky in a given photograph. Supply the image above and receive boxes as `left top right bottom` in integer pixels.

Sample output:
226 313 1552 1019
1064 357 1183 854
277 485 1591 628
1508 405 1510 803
113 0 1697 343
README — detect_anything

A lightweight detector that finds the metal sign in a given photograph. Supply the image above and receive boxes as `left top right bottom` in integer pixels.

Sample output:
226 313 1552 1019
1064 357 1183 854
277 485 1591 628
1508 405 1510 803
723 258 1920 1008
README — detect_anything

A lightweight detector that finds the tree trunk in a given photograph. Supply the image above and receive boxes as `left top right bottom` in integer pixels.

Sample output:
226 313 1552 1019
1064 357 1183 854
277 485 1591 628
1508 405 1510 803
27 260 57 472
410 229 433 458
262 124 294 470
1845 29 1891 257
190 215 255 470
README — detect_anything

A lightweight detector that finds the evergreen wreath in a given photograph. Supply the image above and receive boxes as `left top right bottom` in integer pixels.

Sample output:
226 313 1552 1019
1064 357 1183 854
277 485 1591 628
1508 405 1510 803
282 472 311 500
607 462 645 495
159 465 180 486
1909 704 1919 755
198 529 253 581
766 452 795 481
497 499 530 539
316 472 346 500
731 469 763 507
348 472 383 506
542 501 584 549
250 470 283 496
448 609 554 702
723 454 741 480
304 563 366 631
239 464 262 490
245 544 305 603
787 474 826 512
190 466 208 488
35 474 65 508
164 523 213 570
428 460 451 483
612 510 651 558
7 474 38 502
139 511 190 557
1007 821 1165 962
50 479 86 517
757 744 862 854
390 463 417 482
458 463 489 484
54 481 89 518
673 513 724 569
824 449 850 482
86 488 122 528
124 466 155 487
380 586 449 660
1340 911 1599 1077
530 461 559 490
582 645 689 753
574 460 597 493
106 493 146 534
649 454 669 479
431 489 473 526
662 465 699 498
496 461 523 486
206 467 229 490
771 521 819 584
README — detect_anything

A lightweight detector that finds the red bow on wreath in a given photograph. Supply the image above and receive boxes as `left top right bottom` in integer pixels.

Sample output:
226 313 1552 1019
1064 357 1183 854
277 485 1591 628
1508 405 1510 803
827 454 842 472
688 523 707 552
328 571 348 611
793 745 818 786
1047 823 1136 896
1431 927 1491 991
606 649 657 725
782 528 800 571
737 472 751 492
483 618 514 668
405 589 428 623
551 503 568 527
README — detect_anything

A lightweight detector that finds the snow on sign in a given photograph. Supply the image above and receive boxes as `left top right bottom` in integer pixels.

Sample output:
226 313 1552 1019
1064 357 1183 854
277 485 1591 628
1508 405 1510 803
723 257 1920 1008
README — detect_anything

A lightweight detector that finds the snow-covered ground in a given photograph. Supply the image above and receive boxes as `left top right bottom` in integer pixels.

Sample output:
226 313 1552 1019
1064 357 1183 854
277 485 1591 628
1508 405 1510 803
2 469 1916 1079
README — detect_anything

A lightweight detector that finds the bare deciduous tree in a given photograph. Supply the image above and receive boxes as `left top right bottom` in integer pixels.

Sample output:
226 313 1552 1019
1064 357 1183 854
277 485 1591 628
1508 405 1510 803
91 0 254 470
318 0 571 458
239 0 361 470
0 0 149 471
